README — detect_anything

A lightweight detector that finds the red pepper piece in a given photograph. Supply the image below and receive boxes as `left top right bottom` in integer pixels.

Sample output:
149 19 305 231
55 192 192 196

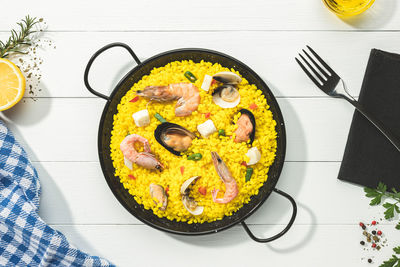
211 79 217 86
128 174 136 180
198 186 207 196
129 96 139 103
205 112 211 119
249 103 258 110
241 161 247 167
165 187 169 196
372 243 376 248
371 220 377 225
180 166 185 175
377 230 382 235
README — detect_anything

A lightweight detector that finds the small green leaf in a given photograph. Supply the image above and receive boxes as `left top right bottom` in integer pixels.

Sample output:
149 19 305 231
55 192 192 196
383 202 394 208
370 195 382 206
364 187 374 193
395 205 400 213
384 204 396 219
396 221 400 230
365 187 379 195
378 182 387 193
394 246 400 254
379 256 398 267
365 187 382 201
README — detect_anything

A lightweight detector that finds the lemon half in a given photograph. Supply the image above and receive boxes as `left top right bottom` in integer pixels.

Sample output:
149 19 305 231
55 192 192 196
0 58 26 111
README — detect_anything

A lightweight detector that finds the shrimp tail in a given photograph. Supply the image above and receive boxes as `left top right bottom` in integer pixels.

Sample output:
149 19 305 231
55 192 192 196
210 151 238 204
211 189 222 203
136 86 178 102
175 103 192 117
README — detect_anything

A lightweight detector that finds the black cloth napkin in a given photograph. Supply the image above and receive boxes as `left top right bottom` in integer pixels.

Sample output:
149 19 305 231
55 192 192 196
338 49 400 191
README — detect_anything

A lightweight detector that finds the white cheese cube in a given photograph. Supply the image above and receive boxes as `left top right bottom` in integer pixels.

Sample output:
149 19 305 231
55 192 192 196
132 109 150 127
246 147 261 165
197 119 217 138
201 74 213 91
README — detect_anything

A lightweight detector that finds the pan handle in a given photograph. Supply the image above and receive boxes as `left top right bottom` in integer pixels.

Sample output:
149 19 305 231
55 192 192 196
241 188 297 243
83 42 141 101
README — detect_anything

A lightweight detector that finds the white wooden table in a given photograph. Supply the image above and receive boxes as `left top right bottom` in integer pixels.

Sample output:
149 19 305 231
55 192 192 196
2 1 400 266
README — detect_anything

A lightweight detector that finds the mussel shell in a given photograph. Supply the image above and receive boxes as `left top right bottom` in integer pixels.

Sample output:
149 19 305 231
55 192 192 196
180 176 204 216
212 71 242 85
149 183 168 211
180 176 200 195
154 122 197 156
182 195 204 216
237 109 256 144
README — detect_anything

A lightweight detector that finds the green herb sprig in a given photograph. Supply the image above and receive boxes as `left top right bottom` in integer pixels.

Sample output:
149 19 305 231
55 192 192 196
364 183 400 267
0 15 40 58
380 246 400 267
364 182 400 220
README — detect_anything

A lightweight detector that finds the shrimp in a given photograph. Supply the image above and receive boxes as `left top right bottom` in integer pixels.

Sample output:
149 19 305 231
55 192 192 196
120 134 164 171
136 83 200 117
210 151 238 204
234 114 253 143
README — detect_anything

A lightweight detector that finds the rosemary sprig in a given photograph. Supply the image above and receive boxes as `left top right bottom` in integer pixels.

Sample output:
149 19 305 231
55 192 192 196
0 15 40 58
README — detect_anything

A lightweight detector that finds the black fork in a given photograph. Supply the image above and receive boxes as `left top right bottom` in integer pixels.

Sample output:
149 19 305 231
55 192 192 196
296 46 400 152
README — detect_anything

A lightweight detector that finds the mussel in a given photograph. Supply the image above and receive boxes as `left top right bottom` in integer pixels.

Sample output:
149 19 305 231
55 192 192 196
149 183 168 211
180 176 204 216
212 71 242 85
234 109 256 144
212 85 241 108
155 122 197 156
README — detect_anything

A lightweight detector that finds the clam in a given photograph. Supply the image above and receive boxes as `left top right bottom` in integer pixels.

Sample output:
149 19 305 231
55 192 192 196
149 183 168 211
154 122 197 156
212 85 241 108
180 176 204 216
234 109 256 144
212 71 242 85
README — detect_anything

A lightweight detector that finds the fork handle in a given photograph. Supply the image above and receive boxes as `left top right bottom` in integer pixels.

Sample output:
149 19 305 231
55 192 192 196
346 98 400 152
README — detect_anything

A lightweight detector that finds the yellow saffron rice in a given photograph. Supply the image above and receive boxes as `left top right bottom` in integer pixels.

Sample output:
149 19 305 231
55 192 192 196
110 60 277 224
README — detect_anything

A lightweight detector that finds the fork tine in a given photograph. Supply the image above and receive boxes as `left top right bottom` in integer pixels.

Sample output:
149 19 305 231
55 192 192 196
298 54 324 82
302 49 328 79
306 45 336 76
295 57 321 88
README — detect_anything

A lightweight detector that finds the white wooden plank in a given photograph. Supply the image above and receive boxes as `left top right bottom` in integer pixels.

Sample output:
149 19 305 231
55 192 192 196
0 98 103 162
0 98 354 162
36 162 136 225
52 224 398 267
2 31 400 98
1 0 398 31
36 161 395 226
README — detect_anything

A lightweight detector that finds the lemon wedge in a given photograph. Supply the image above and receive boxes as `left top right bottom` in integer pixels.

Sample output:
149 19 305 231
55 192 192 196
0 58 26 111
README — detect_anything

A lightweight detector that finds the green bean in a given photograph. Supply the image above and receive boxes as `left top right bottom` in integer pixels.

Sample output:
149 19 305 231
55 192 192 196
218 129 226 136
187 153 202 161
245 167 253 182
184 71 197 82
154 113 167 123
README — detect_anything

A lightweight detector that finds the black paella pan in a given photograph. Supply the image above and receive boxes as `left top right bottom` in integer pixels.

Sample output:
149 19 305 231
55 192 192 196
84 42 297 242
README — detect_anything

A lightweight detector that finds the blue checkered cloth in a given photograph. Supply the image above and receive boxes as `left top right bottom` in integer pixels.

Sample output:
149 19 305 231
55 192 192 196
0 120 114 266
